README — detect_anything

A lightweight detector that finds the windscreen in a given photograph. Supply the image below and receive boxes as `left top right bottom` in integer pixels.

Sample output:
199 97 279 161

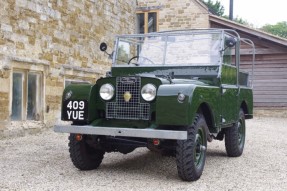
114 32 223 66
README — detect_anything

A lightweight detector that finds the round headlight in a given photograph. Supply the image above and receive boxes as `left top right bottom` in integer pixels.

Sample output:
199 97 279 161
99 83 114 100
141 84 156 101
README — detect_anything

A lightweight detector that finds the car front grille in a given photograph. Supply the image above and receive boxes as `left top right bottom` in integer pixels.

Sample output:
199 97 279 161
106 77 150 120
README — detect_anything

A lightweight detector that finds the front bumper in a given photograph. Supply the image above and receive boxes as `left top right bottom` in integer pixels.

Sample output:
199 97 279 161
54 125 187 140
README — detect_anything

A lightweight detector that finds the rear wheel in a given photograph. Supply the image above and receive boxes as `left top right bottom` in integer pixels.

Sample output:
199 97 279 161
176 114 207 181
68 134 105 170
225 109 246 157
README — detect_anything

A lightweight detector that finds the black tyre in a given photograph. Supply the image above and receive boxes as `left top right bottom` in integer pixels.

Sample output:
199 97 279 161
176 114 207 181
68 134 105 170
225 109 246 157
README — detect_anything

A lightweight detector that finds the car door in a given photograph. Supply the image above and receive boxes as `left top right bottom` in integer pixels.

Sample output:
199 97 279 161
220 64 239 126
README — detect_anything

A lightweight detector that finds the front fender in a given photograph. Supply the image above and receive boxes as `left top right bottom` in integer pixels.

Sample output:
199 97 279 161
61 84 93 122
156 84 195 126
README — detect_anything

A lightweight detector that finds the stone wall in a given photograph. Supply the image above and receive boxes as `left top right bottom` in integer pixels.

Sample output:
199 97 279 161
137 0 209 31
0 0 136 136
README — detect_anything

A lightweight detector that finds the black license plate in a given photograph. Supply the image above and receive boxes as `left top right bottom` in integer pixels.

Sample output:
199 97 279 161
63 100 88 121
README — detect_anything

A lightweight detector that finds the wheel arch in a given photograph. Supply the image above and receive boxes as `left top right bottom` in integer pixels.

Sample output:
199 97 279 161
240 100 252 119
197 102 216 134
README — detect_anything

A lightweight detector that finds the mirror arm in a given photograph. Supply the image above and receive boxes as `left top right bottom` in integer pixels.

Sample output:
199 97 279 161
220 46 229 53
103 51 113 58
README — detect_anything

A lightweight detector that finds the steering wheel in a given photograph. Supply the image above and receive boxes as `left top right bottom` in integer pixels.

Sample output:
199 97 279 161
127 56 155 65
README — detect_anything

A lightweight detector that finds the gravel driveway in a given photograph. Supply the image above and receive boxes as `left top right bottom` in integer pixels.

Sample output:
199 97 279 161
1 117 287 191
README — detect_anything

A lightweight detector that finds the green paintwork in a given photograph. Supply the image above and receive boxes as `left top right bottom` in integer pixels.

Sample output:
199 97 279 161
60 29 254 136
221 64 237 85
111 65 219 79
61 84 93 121
156 84 195 126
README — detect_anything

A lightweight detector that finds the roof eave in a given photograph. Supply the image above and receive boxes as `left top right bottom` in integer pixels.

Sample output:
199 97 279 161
209 14 287 47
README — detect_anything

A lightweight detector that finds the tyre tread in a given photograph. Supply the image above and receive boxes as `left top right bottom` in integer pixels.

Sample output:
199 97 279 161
225 109 245 157
68 134 104 170
176 114 207 181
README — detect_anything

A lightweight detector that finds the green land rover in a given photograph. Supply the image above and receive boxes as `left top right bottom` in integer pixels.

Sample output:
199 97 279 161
54 29 255 181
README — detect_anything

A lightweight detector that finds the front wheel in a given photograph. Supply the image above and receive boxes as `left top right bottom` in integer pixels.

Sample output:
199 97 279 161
225 109 246 157
68 134 105 170
176 114 207 181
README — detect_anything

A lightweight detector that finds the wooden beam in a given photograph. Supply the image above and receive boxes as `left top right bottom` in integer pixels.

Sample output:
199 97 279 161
255 86 287 91
241 60 287 65
254 91 287 95
254 102 287 107
240 48 287 55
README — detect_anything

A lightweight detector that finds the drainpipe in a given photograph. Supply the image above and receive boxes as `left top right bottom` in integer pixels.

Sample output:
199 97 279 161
229 0 234 20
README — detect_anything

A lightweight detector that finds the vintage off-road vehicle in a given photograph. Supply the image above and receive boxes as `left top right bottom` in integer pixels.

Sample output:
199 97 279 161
55 29 254 181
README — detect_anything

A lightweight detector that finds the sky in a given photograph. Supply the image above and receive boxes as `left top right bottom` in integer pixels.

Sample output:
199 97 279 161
217 0 287 27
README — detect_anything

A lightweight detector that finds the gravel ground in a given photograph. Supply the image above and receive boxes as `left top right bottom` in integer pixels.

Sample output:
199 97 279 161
1 117 287 191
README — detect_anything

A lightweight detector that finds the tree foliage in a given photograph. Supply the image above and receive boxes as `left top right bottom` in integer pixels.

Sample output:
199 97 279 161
233 17 248 25
201 0 225 16
232 16 254 27
201 0 287 39
260 22 287 39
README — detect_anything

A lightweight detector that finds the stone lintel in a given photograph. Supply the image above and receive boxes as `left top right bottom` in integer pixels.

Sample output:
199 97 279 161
137 6 163 12
62 64 101 74
8 55 50 66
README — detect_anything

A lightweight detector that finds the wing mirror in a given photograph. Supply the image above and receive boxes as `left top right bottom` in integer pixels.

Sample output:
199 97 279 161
100 42 113 59
100 42 107 52
225 37 237 48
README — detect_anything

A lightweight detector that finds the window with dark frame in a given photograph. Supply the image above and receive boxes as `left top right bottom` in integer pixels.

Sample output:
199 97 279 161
137 11 158 34
11 71 42 121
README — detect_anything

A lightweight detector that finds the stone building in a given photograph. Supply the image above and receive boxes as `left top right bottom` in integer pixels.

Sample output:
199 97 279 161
0 0 136 137
136 0 209 33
